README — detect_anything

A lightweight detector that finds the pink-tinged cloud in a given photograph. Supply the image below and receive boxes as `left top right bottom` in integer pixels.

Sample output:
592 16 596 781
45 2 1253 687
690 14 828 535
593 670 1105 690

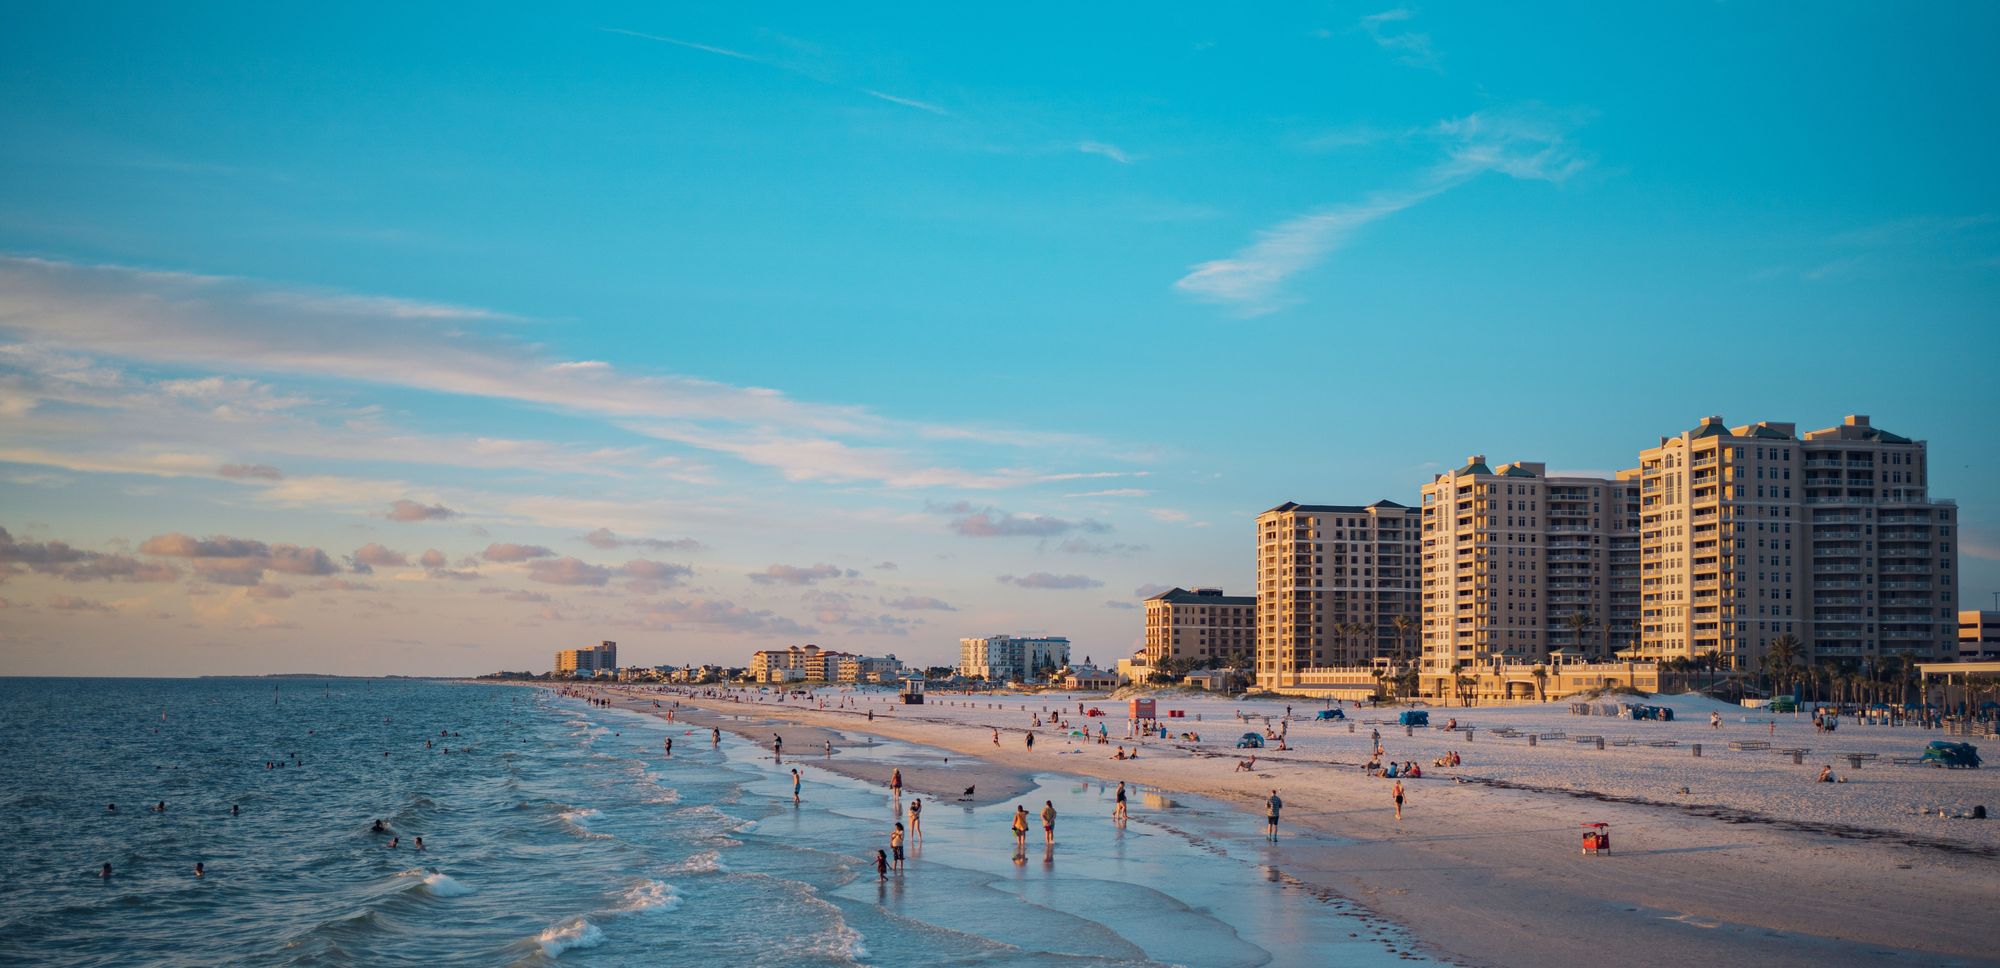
426 568 483 581
748 562 856 585
246 583 294 600
933 502 1110 538
48 594 114 612
418 549 448 569
626 597 813 635
527 556 613 586
619 559 693 585
138 533 269 558
481 543 556 563
386 499 457 522
351 543 409 568
998 572 1103 590
217 463 284 480
881 595 956 611
581 528 705 552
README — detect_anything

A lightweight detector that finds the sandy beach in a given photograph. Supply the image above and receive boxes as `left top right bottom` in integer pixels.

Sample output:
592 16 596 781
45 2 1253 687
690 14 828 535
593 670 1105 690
591 685 2000 968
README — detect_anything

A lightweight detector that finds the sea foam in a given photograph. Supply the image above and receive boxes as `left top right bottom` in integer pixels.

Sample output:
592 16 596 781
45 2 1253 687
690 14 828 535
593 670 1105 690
614 879 682 914
535 917 605 957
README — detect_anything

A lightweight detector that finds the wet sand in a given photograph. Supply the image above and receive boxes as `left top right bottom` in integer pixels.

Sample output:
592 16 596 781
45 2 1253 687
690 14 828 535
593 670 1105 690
623 688 2000 968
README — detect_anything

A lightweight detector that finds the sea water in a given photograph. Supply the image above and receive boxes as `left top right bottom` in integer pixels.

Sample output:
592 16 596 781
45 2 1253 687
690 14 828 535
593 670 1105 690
0 678 1433 966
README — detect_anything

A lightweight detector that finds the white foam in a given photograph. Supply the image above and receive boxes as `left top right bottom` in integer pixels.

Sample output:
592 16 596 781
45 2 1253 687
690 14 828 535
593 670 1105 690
671 850 727 874
535 917 604 957
557 806 611 839
420 871 474 897
614 879 682 914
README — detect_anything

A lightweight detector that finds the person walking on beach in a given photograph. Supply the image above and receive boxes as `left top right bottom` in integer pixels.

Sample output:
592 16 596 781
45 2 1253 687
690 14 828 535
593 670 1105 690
1041 801 1057 844
1025 731 1035 752
1392 779 1405 821
792 768 802 803
908 798 922 843
1012 805 1030 850
891 768 903 799
992 727 1000 747
1265 791 1282 840
1114 781 1128 824
1710 711 1721 730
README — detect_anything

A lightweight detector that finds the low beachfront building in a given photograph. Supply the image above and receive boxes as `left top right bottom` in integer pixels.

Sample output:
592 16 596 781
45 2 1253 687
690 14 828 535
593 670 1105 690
1056 662 1119 690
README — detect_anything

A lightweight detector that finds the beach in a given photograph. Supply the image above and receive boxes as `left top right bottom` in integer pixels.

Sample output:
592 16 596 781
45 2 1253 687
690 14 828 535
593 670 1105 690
612 684 2000 968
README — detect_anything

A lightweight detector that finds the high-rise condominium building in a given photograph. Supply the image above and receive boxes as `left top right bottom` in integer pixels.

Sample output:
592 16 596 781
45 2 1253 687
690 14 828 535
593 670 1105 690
555 640 618 676
1143 587 1255 667
1960 611 2000 661
958 635 1071 681
1637 415 1957 669
1254 501 1419 690
1419 460 1639 671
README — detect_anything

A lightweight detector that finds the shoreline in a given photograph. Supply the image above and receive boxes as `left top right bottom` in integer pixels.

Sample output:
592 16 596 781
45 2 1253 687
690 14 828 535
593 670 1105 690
574 684 2000 968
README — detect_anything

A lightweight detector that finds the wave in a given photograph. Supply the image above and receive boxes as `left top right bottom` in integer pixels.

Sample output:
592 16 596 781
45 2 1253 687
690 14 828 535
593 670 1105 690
399 869 474 897
534 917 604 958
557 807 611 839
670 850 727 874
613 879 680 914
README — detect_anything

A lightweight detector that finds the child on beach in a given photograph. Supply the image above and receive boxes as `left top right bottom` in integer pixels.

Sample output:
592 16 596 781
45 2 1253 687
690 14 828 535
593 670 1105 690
890 823 905 871
876 849 888 880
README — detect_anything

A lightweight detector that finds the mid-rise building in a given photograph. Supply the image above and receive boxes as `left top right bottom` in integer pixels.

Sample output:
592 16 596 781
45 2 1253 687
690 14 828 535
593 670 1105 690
1960 611 2000 661
1637 415 1957 670
746 644 889 682
555 641 617 677
1143 587 1255 668
1255 501 1419 691
958 635 1071 681
1419 461 1637 671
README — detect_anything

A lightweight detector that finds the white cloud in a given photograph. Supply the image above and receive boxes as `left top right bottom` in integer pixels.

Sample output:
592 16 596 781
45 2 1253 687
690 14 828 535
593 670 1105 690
1078 141 1133 164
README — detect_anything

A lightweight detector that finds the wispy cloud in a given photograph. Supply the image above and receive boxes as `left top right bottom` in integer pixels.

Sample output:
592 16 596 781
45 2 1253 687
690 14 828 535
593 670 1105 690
1077 141 1133 164
602 26 948 116
1175 107 1589 314
997 572 1103 590
1357 9 1441 71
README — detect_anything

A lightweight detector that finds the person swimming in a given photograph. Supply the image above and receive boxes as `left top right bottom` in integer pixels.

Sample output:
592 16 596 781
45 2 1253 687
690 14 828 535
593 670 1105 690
388 837 399 849
372 819 387 833
154 801 166 813
414 837 425 851
194 862 204 878
100 863 112 878
231 805 240 816
106 804 116 814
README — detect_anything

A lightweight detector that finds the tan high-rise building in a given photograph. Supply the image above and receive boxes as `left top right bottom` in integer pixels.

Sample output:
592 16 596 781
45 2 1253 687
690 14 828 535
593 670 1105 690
1420 459 1638 671
1255 501 1419 691
1638 414 1958 669
555 640 618 677
1143 587 1254 668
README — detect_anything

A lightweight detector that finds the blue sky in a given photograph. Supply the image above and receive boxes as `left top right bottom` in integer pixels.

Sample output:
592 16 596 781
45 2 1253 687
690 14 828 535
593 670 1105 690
2 3 1996 675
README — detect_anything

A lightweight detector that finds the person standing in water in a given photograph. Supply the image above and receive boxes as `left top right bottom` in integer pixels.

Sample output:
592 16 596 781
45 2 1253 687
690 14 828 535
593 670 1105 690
1113 782 1128 824
1041 801 1057 845
890 768 902 799
908 798 922 843
712 727 721 746
664 736 672 756
100 863 112 878
889 823 905 872
1265 790 1282 841
1011 805 1030 850
875 849 888 881
772 733 783 762
792 768 802 804
194 862 204 878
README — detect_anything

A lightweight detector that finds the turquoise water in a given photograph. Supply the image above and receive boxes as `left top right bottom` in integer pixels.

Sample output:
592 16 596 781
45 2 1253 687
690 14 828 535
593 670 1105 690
0 678 1430 966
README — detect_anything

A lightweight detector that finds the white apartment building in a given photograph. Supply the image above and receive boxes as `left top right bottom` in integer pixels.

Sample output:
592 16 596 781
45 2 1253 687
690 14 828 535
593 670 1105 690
958 635 1071 681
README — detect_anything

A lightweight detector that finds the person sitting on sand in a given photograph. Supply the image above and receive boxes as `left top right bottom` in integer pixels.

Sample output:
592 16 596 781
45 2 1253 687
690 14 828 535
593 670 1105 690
1817 764 1835 783
1384 761 1398 778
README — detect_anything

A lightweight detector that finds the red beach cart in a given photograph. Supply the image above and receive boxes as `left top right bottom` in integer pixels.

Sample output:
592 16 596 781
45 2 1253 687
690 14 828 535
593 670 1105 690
1581 822 1611 856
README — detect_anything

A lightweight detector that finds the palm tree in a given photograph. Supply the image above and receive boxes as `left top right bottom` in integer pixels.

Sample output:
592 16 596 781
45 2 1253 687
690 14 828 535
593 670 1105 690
1563 611 1596 655
1530 664 1550 703
1454 671 1477 707
1391 615 1417 674
1765 634 1803 697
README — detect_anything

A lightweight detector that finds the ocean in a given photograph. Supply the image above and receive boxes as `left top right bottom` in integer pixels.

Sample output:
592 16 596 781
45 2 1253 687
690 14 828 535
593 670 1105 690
0 678 1432 966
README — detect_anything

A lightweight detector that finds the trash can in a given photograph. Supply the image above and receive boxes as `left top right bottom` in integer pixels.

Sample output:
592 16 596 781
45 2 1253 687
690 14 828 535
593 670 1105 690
1528 734 1537 747
1692 743 1701 757
1596 737 1605 751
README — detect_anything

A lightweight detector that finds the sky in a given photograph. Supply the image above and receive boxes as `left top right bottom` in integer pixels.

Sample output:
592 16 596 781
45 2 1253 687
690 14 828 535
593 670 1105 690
2 3 1997 676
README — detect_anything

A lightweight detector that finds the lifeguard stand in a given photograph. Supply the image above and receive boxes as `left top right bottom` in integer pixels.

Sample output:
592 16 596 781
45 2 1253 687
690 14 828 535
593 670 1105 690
899 677 926 705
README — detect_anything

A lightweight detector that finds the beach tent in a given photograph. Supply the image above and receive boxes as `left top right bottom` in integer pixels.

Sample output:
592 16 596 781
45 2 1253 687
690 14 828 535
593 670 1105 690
1237 732 1265 749
1920 741 1981 769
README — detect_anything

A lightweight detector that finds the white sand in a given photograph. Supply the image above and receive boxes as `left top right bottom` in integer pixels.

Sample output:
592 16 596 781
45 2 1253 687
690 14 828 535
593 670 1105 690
609 685 2000 967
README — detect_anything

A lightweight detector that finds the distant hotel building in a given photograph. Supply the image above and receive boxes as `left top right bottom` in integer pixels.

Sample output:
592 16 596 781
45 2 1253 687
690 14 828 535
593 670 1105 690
555 641 617 677
1143 587 1254 668
747 644 903 683
1960 611 2000 661
1419 460 1640 671
959 635 1071 682
1637 415 1957 669
1254 501 1419 691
